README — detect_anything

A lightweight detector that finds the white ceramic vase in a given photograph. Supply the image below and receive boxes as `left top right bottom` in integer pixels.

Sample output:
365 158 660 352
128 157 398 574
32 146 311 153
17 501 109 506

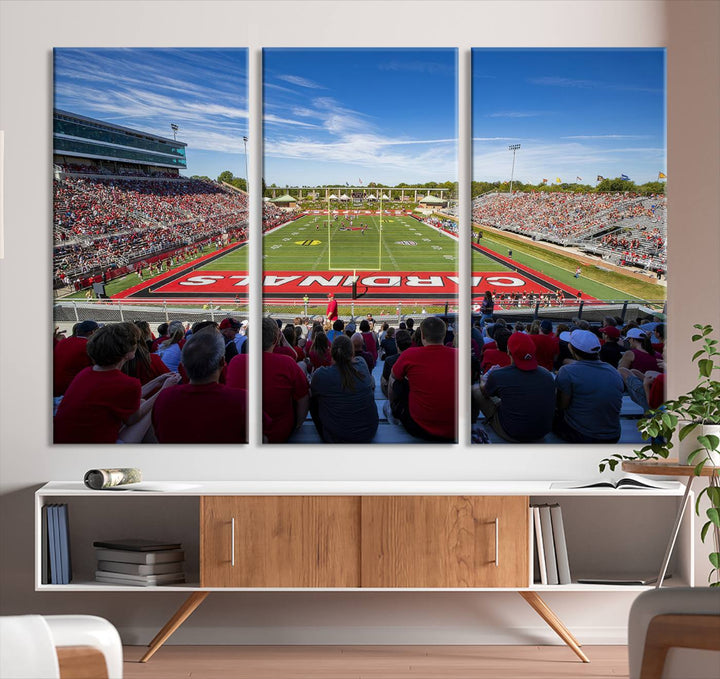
678 423 720 467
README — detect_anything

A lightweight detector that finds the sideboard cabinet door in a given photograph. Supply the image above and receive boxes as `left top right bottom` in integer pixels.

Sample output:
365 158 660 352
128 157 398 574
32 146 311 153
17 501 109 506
361 496 529 588
201 496 361 587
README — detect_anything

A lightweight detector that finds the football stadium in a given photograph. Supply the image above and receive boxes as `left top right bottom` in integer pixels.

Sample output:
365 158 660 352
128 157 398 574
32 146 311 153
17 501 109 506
52 44 667 447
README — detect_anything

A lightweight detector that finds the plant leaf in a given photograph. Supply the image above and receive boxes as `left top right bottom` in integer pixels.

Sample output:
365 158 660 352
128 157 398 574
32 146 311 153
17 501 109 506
699 359 714 377
708 508 720 528
679 422 699 441
701 521 711 541
710 552 720 568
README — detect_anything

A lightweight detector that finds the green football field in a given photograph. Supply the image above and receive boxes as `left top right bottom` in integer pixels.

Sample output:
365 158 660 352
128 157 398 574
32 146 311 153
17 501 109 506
258 213 465 272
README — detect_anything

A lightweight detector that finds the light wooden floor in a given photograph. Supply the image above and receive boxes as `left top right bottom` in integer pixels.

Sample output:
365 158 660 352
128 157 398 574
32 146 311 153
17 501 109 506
123 645 630 678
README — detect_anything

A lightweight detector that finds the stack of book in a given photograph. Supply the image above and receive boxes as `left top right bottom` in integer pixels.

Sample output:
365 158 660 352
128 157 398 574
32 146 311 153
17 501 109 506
531 503 571 586
43 503 72 584
93 539 185 586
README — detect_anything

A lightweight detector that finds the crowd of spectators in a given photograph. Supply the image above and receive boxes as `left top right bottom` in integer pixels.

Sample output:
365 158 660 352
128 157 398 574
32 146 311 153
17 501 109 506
472 191 667 273
53 174 249 285
471 302 666 443
52 311 460 445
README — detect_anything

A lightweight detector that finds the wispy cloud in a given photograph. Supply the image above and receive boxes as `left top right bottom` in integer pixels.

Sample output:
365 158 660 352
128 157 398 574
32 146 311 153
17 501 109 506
377 59 453 75
562 134 650 140
277 74 325 89
529 76 662 94
473 140 665 184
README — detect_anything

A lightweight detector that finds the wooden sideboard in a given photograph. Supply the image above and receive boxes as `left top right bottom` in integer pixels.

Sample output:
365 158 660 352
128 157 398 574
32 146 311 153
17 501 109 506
35 481 692 664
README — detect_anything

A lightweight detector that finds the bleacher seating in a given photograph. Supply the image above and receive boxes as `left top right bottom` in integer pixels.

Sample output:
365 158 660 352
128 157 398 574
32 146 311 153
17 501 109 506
472 191 667 273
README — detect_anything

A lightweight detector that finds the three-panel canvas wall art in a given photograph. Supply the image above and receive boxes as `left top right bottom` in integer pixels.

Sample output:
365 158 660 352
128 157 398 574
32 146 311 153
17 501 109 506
52 48 666 446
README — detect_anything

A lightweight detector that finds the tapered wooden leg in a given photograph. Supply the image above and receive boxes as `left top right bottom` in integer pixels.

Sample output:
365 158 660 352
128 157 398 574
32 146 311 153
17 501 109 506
139 591 210 663
518 591 590 663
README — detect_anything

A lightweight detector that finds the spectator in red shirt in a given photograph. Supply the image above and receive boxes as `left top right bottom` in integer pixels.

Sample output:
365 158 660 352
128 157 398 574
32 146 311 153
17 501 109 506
53 320 98 396
152 328 248 443
529 319 560 372
389 316 457 442
326 293 338 322
227 317 309 443
54 322 180 443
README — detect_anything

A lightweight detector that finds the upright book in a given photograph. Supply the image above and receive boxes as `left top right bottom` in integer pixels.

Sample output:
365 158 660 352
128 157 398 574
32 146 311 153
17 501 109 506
538 505 559 585
550 504 571 585
532 506 547 585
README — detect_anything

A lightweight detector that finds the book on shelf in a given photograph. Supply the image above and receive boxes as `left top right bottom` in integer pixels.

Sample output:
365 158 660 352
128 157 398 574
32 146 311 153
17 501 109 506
92 538 182 552
549 504 571 585
550 473 678 491
48 505 59 585
94 570 185 586
97 560 184 576
577 573 668 586
41 504 50 584
57 504 72 585
94 547 184 565
532 506 547 585
538 505 559 585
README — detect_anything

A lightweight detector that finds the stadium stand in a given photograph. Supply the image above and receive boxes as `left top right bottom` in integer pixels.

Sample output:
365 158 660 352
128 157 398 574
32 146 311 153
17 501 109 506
472 191 667 273
53 174 248 285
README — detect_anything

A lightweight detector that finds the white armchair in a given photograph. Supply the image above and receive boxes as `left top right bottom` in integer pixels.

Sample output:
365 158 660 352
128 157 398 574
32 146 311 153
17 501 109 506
628 587 720 679
0 615 122 679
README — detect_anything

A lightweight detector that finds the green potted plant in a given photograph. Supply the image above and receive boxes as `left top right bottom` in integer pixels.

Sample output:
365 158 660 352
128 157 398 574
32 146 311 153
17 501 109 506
600 323 720 586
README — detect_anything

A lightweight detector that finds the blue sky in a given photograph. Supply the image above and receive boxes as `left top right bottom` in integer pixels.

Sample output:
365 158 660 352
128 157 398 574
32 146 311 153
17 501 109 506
54 48 248 179
263 49 457 186
473 49 666 185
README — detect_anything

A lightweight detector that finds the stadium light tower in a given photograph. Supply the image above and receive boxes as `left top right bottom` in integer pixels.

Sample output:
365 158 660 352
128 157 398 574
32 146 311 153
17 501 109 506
170 123 179 141
508 143 521 194
243 135 249 192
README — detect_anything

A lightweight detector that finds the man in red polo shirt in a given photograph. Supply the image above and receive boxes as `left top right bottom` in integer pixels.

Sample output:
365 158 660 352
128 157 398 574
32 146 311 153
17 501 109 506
326 293 338 322
389 316 457 442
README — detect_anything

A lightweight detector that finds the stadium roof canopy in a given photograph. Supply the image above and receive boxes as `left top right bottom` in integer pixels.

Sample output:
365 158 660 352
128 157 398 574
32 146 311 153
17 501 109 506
271 194 296 203
339 194 350 200
380 194 390 200
419 194 446 204
328 194 338 199
53 109 187 171
366 194 377 200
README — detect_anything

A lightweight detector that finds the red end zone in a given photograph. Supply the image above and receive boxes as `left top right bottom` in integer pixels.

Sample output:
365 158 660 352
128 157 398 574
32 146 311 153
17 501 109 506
147 270 557 296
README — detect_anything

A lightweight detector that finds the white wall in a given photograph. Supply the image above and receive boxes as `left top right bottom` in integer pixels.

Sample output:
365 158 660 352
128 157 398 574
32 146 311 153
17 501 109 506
1 0 718 645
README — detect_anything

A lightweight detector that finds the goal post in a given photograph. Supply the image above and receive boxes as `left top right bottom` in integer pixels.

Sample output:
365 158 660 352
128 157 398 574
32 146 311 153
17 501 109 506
325 195 384 272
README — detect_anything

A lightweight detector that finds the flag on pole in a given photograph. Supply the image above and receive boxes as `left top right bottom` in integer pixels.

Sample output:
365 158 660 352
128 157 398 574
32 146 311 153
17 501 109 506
597 175 604 182
621 174 630 181
542 178 548 184
359 179 363 184
555 177 561 184
576 176 582 182
658 171 667 179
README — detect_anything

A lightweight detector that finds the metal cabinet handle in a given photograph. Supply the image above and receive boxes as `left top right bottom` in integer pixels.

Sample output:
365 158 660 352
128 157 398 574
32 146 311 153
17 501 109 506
231 517 235 567
494 517 499 567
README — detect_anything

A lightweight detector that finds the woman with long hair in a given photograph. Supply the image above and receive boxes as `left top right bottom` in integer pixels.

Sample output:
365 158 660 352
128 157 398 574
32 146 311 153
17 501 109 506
123 322 170 387
308 329 332 370
155 320 186 372
309 334 378 443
